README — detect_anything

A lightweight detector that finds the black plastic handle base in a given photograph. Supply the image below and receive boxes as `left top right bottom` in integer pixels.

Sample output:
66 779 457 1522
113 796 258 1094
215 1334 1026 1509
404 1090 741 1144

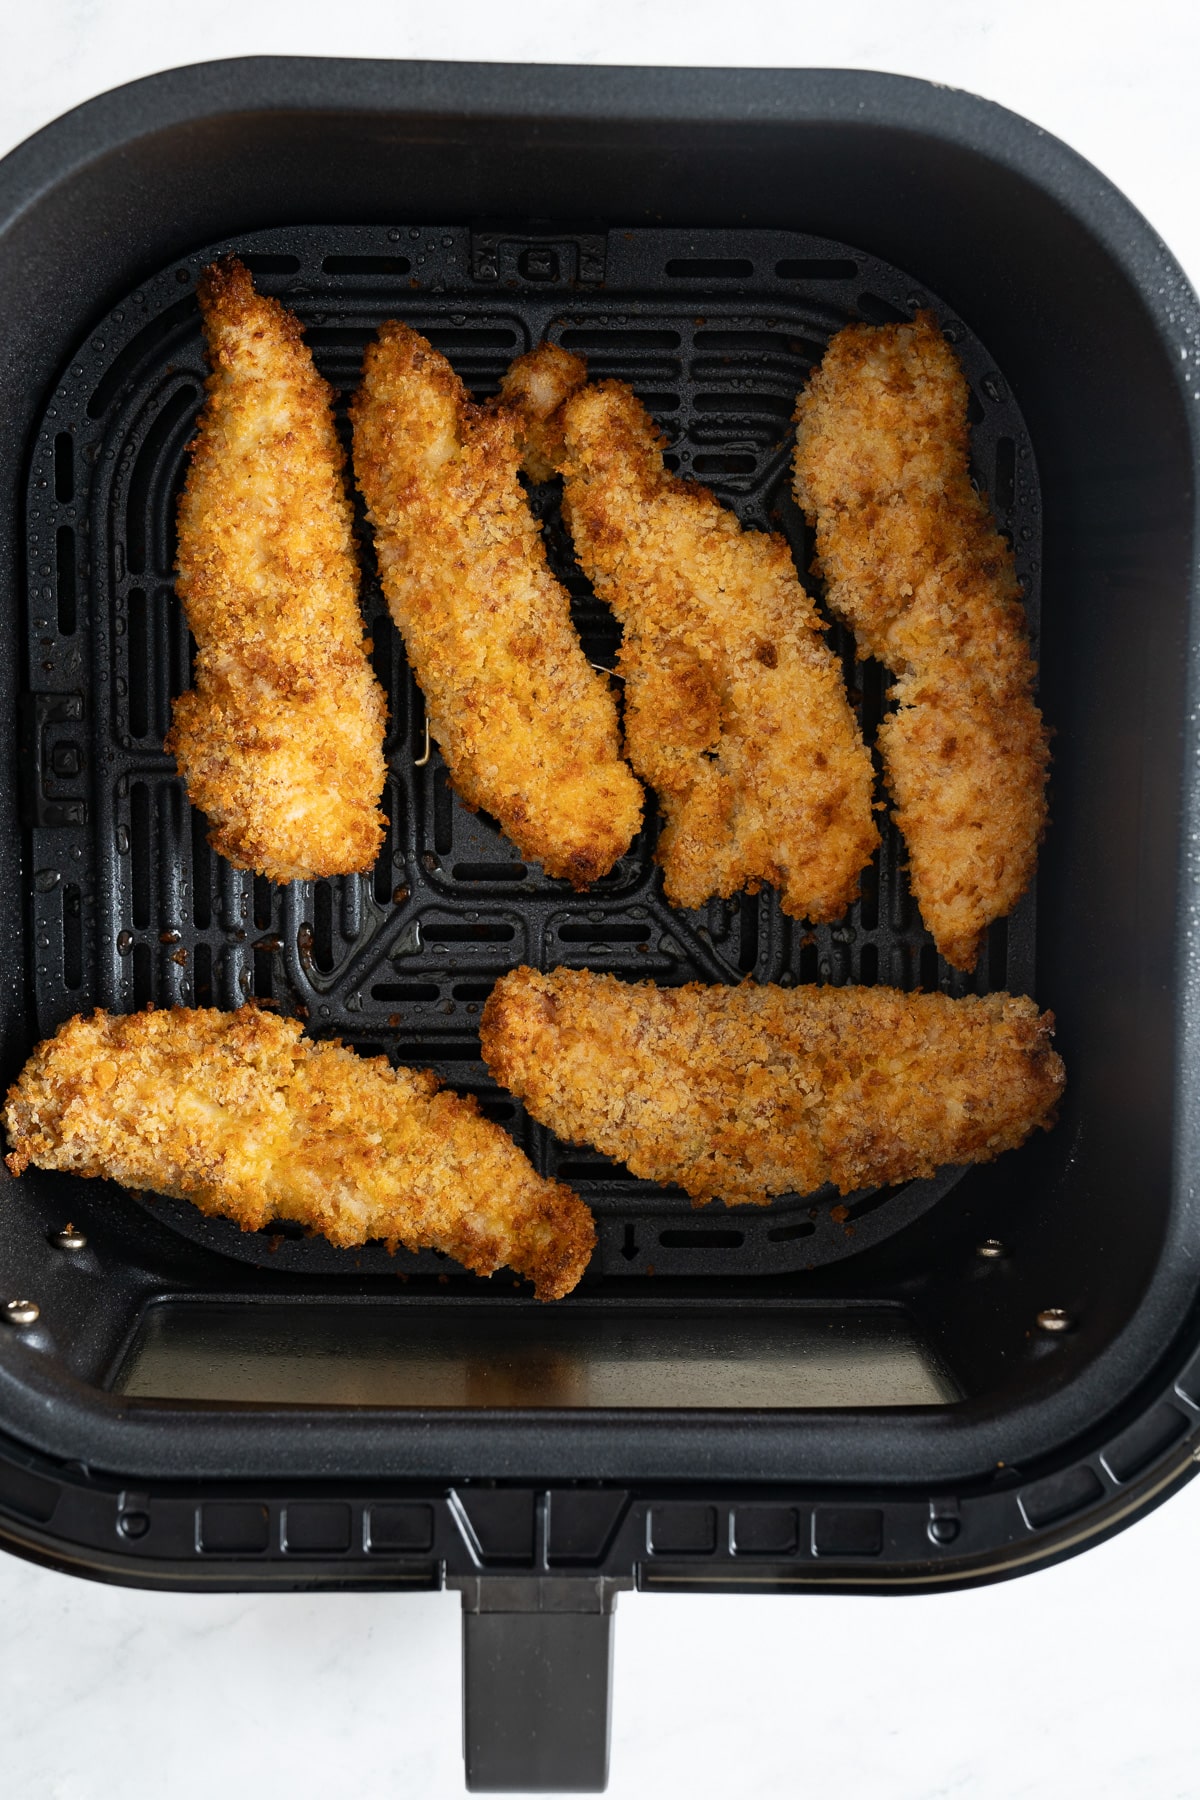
451 1577 631 1792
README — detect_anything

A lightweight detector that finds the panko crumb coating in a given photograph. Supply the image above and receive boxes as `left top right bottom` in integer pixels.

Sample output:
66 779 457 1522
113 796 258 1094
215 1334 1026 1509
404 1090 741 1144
5 1005 596 1301
482 966 1064 1206
793 312 1050 970
502 345 878 923
169 260 388 882
351 324 643 886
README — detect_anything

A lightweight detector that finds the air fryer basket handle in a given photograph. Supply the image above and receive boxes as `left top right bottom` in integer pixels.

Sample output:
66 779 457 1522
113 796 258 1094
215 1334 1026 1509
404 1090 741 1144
450 1576 631 1792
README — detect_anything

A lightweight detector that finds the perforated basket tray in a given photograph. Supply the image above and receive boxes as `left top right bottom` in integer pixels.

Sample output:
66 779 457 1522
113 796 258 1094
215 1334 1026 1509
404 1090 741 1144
24 220 1039 1287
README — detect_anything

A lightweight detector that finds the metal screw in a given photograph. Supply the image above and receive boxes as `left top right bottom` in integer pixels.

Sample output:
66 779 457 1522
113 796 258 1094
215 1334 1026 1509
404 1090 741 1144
4 1299 40 1326
51 1224 87 1252
1036 1308 1072 1333
977 1239 1006 1259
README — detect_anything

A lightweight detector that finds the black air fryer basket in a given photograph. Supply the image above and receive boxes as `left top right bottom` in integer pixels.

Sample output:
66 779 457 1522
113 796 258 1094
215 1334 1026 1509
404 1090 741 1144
1 58 1199 1792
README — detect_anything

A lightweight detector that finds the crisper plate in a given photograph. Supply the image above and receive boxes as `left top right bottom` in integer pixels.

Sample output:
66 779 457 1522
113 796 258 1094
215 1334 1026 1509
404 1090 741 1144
22 223 1039 1284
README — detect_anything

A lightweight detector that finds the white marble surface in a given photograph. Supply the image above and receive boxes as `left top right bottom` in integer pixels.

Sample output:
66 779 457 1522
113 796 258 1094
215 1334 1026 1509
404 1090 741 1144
3 1491 1200 1798
4 3 1200 1794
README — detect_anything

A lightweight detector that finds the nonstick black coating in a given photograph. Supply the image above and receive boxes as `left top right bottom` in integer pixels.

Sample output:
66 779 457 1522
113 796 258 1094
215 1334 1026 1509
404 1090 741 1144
2 60 1200 1525
23 221 1040 1284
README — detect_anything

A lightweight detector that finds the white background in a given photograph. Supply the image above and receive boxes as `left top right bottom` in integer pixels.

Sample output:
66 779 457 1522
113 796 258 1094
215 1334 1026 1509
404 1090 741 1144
3 4 1200 1796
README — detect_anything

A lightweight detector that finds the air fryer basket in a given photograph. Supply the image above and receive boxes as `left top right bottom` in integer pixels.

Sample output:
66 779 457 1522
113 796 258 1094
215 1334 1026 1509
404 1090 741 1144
2 60 1200 1793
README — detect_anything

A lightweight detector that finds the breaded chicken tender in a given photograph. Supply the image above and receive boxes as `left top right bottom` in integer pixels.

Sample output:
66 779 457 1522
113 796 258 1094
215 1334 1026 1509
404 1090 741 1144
4 1006 595 1300
169 259 388 882
793 312 1050 969
501 346 878 922
351 325 643 885
481 967 1064 1205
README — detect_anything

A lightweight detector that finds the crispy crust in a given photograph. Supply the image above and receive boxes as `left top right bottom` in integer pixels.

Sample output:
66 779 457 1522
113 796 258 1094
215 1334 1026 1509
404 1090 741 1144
481 966 1064 1205
500 339 585 481
4 1006 595 1301
502 346 878 922
169 259 388 882
350 324 643 886
793 312 1050 969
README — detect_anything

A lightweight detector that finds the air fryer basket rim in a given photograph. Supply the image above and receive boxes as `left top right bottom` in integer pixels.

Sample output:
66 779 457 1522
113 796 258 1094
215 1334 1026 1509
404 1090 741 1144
0 55 1199 1548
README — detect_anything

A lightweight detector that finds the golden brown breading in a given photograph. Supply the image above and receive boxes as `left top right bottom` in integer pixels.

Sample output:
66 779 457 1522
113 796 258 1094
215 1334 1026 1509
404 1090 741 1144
4 1006 595 1301
481 966 1064 1205
500 339 583 482
501 346 878 923
350 324 643 886
169 259 388 882
793 312 1050 969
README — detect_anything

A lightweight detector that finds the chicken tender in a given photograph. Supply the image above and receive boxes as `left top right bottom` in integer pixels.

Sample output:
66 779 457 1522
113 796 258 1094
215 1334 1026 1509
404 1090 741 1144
351 325 643 885
169 259 388 882
481 967 1064 1205
793 312 1050 969
5 1006 595 1301
501 346 878 923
